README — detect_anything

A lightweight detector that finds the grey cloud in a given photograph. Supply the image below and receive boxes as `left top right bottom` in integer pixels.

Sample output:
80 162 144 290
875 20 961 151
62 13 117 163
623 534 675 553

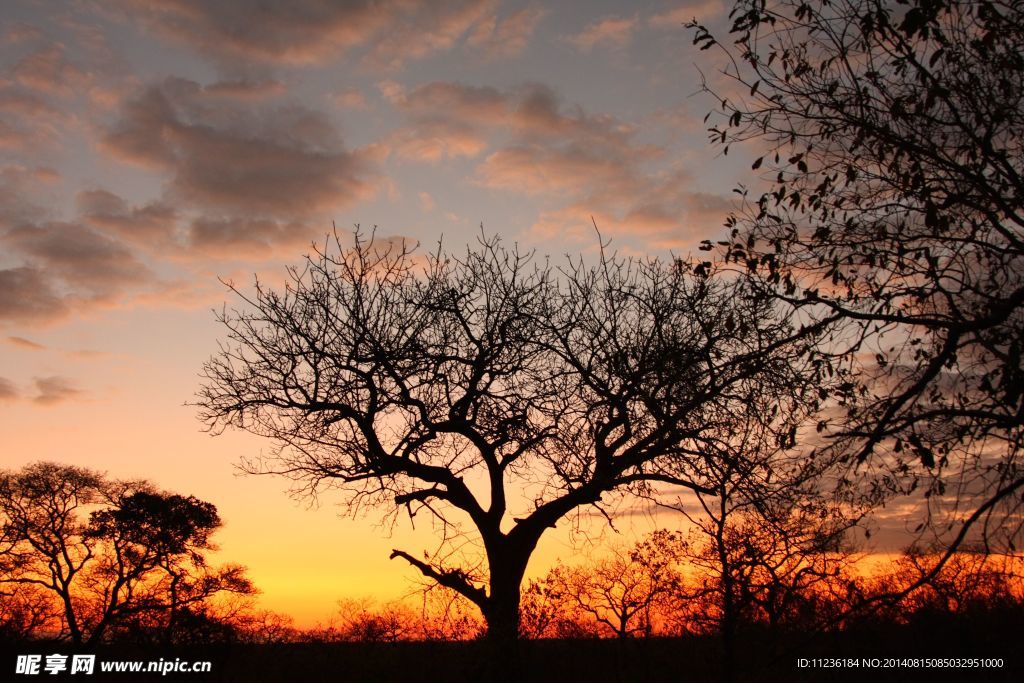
0 165 54 227
188 216 314 258
0 267 68 323
4 23 44 44
101 78 376 256
77 189 180 249
0 119 18 150
0 377 17 401
108 0 497 68
100 83 181 168
202 79 286 99
4 222 152 295
400 82 507 124
169 110 365 216
32 376 81 405
0 166 161 324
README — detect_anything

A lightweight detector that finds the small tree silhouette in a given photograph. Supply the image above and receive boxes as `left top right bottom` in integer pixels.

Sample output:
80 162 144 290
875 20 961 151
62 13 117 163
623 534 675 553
0 462 253 645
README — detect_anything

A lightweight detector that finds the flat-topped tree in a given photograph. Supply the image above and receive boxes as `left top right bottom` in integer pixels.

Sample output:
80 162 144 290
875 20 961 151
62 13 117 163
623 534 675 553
0 462 253 645
197 230 827 642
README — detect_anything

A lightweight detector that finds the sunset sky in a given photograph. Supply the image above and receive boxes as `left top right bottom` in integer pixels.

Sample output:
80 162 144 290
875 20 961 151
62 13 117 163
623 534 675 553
0 0 791 626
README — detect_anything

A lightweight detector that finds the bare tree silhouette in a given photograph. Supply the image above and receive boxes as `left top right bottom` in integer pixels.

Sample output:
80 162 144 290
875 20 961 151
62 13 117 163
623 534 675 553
197 229 826 644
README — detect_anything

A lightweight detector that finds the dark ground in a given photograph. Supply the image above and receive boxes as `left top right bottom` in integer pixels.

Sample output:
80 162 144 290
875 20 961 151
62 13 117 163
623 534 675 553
4 611 1022 682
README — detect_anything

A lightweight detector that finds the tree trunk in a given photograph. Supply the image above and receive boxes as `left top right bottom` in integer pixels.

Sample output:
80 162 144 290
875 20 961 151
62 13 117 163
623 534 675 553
479 548 530 683
720 578 737 683
482 562 525 641
59 586 83 646
714 491 736 683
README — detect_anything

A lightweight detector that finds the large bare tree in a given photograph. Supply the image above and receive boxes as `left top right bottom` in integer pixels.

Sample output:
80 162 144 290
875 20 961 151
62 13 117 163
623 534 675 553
197 230 828 642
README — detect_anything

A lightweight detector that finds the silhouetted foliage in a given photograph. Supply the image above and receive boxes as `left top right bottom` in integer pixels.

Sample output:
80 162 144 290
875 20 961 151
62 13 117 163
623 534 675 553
520 577 601 640
692 0 1024 559
0 584 54 642
230 608 299 645
300 591 482 644
416 586 484 641
197 230 826 642
0 462 254 645
856 549 1024 626
526 531 686 640
685 506 859 648
330 598 419 643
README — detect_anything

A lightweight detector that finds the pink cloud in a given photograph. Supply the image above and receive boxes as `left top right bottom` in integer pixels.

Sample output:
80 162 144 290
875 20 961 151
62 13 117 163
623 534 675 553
388 120 491 163
6 336 46 351
4 23 44 44
466 5 547 60
329 88 369 110
648 1 725 29
0 84 72 151
380 80 726 247
364 0 494 70
566 16 637 52
526 174 734 251
418 192 437 213
477 146 637 196
529 189 732 252
12 45 90 97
